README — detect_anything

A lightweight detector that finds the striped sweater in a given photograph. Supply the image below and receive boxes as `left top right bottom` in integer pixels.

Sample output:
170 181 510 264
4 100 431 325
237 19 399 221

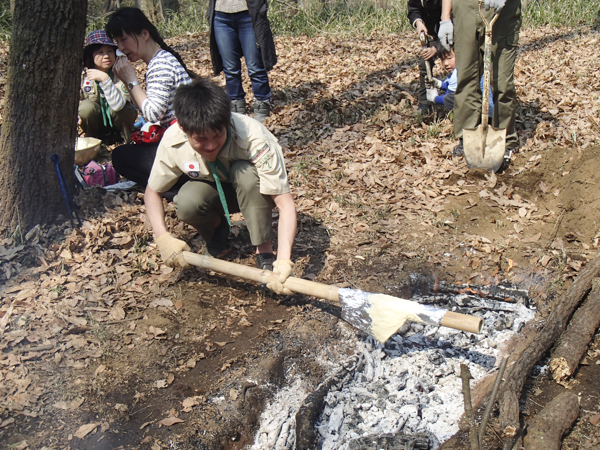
142 50 192 127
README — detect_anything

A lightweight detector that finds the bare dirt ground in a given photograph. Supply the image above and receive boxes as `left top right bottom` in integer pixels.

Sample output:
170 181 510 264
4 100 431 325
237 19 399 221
2 25 600 449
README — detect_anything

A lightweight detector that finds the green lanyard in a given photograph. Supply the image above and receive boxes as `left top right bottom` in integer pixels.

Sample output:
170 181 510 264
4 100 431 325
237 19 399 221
208 159 232 231
95 72 113 129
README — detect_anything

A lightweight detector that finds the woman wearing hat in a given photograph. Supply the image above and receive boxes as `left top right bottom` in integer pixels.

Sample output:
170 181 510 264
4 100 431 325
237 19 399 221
79 30 137 143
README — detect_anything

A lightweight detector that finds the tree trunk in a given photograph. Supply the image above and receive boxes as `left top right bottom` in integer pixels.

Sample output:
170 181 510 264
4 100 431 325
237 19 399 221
0 0 88 233
136 0 157 22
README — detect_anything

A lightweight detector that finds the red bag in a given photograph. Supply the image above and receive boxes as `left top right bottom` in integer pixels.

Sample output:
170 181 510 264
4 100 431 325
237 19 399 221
130 119 177 145
130 124 167 144
82 161 119 187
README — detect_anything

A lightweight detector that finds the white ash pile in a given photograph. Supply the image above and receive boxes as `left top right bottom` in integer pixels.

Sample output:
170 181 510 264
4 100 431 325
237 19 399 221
252 300 534 450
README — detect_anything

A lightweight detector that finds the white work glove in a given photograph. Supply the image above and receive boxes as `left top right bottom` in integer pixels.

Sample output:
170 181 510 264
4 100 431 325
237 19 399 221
156 233 191 269
432 77 443 89
266 259 294 295
426 88 438 103
438 20 454 50
484 0 506 11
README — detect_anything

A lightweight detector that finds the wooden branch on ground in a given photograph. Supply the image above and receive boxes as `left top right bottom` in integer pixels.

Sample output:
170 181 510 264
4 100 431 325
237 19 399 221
478 356 508 445
549 279 600 382
522 391 579 450
498 251 600 449
460 364 480 450
12 344 54 354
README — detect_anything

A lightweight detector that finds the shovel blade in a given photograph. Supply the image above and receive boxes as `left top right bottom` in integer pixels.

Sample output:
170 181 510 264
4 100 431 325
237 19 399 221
463 125 507 172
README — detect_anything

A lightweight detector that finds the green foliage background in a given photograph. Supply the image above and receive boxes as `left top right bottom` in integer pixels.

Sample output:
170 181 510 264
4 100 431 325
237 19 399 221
0 0 599 41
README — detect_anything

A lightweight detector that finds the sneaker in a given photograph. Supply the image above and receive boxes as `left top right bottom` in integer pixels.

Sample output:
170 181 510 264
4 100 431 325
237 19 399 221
253 100 270 123
255 253 275 271
452 140 464 157
231 99 246 114
203 219 231 257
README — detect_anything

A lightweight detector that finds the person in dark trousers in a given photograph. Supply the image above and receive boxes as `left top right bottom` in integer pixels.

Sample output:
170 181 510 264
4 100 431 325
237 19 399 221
207 0 277 123
407 0 443 117
105 7 195 194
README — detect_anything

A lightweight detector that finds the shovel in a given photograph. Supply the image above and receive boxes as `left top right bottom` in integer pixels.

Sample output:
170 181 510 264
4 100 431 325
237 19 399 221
182 252 483 343
463 2 506 172
419 31 434 87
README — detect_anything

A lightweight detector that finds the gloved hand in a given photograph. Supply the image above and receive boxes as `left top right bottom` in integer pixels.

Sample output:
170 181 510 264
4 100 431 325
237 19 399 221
266 259 294 295
156 233 191 269
438 20 454 50
426 88 438 103
484 0 505 11
432 77 443 89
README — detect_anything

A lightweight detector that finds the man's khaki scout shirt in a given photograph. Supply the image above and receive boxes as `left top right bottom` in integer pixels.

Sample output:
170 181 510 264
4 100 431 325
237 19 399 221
148 113 290 195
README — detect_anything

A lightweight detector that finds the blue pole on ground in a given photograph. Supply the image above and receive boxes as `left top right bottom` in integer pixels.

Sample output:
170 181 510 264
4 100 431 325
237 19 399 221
50 154 82 228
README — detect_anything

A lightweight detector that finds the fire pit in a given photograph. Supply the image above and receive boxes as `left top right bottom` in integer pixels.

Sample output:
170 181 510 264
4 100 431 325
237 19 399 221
251 281 534 449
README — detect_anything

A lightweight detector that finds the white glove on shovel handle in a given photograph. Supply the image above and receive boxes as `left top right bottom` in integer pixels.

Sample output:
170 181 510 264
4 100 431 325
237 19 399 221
426 88 438 103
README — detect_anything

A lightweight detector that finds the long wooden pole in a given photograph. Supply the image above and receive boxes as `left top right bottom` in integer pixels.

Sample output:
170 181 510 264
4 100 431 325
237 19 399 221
182 252 483 335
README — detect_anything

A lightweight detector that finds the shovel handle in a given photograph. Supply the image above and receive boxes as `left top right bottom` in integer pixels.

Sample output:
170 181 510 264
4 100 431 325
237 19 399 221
182 251 341 303
479 3 500 129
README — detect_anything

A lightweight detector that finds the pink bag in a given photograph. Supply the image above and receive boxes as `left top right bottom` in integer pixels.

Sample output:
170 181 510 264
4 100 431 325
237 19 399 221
82 161 119 187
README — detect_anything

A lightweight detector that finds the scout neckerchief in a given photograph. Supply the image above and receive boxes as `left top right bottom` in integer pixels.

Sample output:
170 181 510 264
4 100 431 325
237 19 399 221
95 69 114 129
207 127 232 231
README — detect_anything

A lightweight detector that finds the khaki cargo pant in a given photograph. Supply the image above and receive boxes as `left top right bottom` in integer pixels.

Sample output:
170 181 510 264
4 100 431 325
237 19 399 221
78 99 137 144
174 160 275 246
452 0 521 150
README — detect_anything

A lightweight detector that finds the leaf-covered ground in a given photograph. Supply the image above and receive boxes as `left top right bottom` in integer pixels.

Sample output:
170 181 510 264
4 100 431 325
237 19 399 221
2 25 600 449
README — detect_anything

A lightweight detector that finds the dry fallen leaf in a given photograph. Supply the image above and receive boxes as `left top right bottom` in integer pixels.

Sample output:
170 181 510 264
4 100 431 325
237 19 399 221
74 422 99 439
53 397 85 411
181 396 203 412
159 417 184 427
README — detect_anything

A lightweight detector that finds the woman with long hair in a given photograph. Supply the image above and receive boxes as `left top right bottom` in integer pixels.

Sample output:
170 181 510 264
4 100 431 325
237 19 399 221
106 7 196 190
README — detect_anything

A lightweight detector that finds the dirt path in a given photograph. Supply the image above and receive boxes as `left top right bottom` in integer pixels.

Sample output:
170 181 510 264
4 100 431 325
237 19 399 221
2 25 600 449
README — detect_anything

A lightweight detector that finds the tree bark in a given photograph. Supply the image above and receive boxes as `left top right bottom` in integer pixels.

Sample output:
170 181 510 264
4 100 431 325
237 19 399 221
136 0 157 22
522 391 579 450
0 0 87 233
498 251 600 449
549 279 600 382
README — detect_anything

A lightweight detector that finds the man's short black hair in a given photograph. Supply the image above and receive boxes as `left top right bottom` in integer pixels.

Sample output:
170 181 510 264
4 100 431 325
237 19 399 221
174 78 231 135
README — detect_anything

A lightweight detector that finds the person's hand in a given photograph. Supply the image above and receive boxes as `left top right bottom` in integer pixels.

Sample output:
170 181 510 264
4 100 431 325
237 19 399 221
415 19 428 36
438 20 454 50
426 88 438 103
266 259 294 295
432 77 443 89
484 0 506 11
86 68 110 83
112 57 138 85
422 46 437 60
156 233 191 269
